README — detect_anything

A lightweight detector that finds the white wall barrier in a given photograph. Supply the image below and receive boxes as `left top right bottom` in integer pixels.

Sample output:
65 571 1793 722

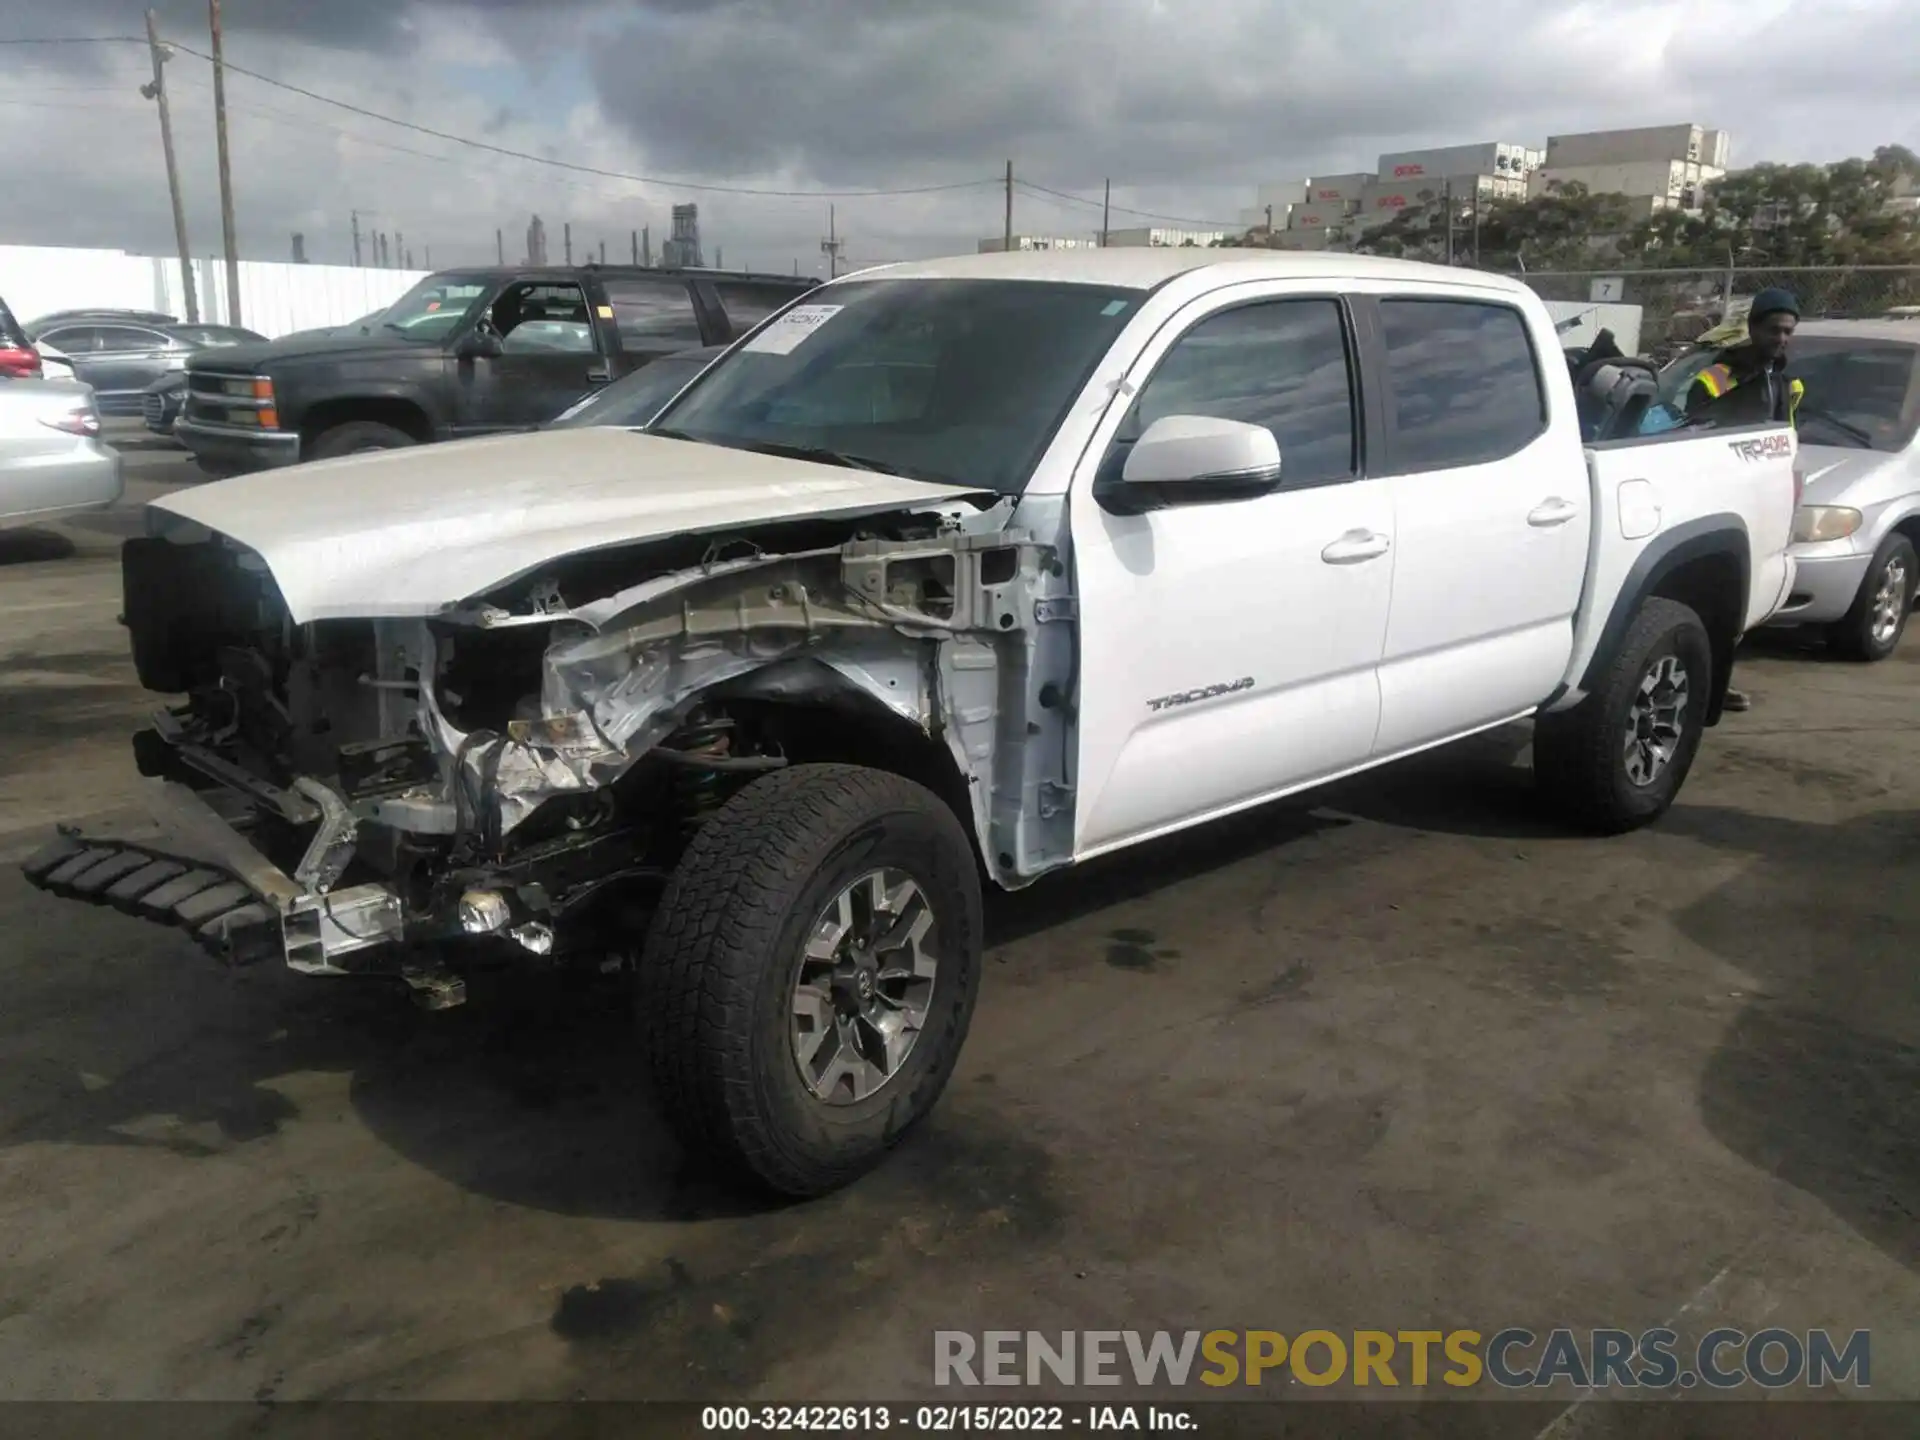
0 245 429 339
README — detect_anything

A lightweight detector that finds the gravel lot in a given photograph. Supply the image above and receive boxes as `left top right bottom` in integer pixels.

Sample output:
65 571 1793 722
1 431 1915 1423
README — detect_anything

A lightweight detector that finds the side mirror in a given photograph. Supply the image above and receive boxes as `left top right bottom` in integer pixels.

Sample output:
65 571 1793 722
455 325 504 361
1096 415 1282 516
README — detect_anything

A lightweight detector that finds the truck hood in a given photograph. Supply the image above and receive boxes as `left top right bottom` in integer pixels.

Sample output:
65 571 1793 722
189 329 401 372
150 428 987 623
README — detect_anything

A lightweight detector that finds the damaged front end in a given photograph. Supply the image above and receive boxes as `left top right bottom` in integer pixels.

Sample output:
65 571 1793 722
25 495 1078 997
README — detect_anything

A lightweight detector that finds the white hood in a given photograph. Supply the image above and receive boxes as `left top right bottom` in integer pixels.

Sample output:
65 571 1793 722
152 428 983 623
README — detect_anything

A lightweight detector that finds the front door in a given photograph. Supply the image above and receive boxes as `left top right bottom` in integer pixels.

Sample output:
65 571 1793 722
1363 294 1592 755
1069 290 1396 859
460 280 611 431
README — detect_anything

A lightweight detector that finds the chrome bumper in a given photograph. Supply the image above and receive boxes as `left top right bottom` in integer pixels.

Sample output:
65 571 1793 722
20 779 403 974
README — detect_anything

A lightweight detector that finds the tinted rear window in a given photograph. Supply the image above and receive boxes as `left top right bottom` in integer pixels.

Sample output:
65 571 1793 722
1379 298 1546 471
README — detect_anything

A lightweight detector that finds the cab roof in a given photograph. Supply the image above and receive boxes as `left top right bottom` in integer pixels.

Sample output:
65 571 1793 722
843 247 1533 296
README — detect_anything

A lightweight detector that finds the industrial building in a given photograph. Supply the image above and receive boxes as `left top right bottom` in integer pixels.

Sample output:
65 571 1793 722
1101 225 1231 248
976 234 1098 253
1246 121 1730 247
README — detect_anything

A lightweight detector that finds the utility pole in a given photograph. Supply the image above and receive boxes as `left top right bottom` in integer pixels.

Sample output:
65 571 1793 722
396 230 405 270
1003 159 1014 251
496 228 504 264
821 204 842 279
209 0 241 326
141 10 198 323
405 249 414 269
631 230 639 265
1471 188 1481 266
563 222 572 265
641 225 651 266
1101 179 1111 247
599 239 606 265
1443 179 1455 265
715 246 723 269
351 210 363 267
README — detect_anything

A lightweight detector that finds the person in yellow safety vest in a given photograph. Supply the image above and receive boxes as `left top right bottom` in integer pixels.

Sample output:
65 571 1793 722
1685 287 1805 428
1683 287 1805 712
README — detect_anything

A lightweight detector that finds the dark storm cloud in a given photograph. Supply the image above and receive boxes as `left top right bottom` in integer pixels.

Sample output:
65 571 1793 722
574 0 1620 188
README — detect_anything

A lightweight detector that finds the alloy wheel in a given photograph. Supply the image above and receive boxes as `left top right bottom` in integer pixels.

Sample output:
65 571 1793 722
790 868 939 1104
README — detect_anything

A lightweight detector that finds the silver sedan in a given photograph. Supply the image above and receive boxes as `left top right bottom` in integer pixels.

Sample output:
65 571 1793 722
0 379 123 531
1761 321 1920 660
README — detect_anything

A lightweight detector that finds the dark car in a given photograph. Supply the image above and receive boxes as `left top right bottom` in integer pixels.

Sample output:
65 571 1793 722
30 319 266 416
547 343 726 428
174 266 817 474
0 294 41 380
26 307 179 333
142 372 189 436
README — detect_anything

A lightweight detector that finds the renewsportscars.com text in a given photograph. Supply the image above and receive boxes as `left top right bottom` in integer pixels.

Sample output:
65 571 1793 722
933 1328 1871 1391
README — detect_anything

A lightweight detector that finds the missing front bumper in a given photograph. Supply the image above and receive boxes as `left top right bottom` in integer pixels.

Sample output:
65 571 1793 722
19 780 403 972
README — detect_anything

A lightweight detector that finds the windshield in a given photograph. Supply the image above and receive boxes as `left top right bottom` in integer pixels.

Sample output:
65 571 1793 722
1787 339 1918 452
374 274 492 342
553 353 713 428
651 278 1143 493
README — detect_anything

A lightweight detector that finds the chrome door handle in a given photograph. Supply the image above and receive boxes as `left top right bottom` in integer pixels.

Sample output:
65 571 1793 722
1528 498 1579 527
1320 530 1391 564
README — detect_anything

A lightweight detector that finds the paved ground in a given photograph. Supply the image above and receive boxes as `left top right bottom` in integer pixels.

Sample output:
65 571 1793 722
1 436 1915 1420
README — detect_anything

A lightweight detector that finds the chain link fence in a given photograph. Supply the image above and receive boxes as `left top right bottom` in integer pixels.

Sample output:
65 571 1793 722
1513 266 1920 359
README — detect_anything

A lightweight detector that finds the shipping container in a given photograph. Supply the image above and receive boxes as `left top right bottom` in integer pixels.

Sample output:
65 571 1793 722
1287 208 1340 230
1544 124 1719 170
1530 159 1722 203
1303 172 1372 204
1375 141 1535 183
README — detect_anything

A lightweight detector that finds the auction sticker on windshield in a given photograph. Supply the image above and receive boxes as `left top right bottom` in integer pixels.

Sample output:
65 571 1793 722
744 304 844 355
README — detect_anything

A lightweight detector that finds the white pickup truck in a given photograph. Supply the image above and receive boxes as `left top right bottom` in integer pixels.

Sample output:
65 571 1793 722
24 250 1796 1195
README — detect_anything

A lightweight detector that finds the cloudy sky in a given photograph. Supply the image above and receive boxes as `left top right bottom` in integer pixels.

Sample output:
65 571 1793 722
1 0 1915 278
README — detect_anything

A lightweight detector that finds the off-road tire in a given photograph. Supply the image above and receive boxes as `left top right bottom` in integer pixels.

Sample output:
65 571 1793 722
1829 534 1916 663
306 420 417 460
635 764 983 1197
1534 596 1713 835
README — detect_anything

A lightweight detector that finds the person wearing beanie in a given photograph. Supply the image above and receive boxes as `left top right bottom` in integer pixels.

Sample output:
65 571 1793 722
1685 288 1804 428
1684 288 1806 711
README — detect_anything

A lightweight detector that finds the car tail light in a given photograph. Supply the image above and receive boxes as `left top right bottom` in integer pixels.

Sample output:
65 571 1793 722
0 345 43 379
41 407 102 438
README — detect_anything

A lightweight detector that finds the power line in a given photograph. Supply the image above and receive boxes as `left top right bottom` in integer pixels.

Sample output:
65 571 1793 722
145 37 1001 201
1016 178 1238 230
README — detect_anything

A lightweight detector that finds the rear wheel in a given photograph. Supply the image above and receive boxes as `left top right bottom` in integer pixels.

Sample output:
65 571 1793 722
1534 596 1712 834
1829 534 1915 662
635 764 983 1197
306 420 417 460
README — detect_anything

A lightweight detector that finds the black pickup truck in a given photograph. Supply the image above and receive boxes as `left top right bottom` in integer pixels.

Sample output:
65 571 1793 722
175 265 815 474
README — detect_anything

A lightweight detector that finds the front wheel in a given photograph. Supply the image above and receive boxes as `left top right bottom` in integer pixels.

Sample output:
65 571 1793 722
635 764 983 1197
306 420 418 461
1829 534 1915 663
1534 596 1713 835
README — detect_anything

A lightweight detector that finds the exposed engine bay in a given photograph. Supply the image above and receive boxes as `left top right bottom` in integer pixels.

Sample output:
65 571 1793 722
102 494 1078 990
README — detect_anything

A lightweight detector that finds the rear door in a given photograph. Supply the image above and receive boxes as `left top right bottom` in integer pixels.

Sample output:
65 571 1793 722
1069 286 1397 858
1360 292 1592 756
599 274 707 378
